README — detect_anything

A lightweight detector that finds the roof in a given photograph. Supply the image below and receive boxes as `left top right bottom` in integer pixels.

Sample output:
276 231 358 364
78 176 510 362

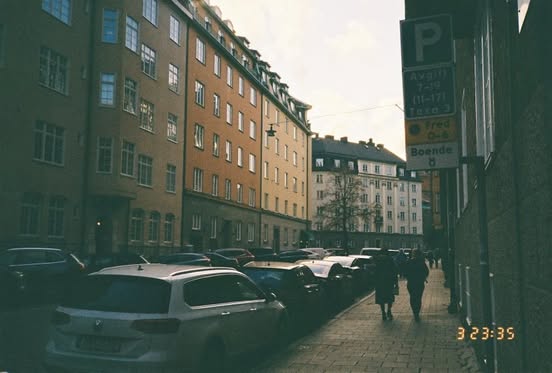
312 137 405 164
243 261 304 270
93 263 237 280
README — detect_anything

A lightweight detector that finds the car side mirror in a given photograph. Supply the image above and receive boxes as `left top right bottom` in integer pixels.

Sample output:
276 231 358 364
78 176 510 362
351 266 360 271
266 292 277 302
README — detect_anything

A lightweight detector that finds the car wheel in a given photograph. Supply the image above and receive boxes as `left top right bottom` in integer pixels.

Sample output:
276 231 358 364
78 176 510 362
199 338 225 373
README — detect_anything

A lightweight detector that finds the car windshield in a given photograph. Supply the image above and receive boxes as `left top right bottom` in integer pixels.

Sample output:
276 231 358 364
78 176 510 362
241 268 287 290
302 263 331 277
217 249 245 257
61 275 171 313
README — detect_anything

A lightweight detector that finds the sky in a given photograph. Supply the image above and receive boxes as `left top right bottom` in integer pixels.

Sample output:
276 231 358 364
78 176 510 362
211 0 407 159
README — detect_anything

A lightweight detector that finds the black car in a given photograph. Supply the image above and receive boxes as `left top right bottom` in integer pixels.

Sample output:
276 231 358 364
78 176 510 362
81 253 149 273
204 252 239 268
248 247 278 261
276 250 315 263
0 247 85 305
157 253 211 266
242 261 325 326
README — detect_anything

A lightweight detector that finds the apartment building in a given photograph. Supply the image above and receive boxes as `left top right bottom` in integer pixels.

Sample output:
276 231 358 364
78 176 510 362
0 0 310 256
311 136 423 251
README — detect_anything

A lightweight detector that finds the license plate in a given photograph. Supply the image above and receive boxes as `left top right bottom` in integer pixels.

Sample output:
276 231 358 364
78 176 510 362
77 335 121 353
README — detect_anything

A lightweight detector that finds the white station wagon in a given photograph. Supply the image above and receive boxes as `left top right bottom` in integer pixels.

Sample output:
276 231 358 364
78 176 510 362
44 264 287 373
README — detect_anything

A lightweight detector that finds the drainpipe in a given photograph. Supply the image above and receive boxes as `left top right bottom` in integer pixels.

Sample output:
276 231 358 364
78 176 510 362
180 20 190 250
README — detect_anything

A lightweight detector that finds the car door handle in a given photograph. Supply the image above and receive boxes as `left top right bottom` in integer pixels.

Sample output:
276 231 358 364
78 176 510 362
249 308 257 311
221 312 230 316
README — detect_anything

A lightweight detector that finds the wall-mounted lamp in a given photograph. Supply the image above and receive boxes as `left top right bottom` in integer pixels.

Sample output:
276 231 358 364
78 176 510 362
266 124 277 137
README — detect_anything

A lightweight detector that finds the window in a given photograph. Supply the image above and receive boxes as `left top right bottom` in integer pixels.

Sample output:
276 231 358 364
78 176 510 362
195 81 204 106
293 152 297 166
400 197 405 206
315 158 324 167
334 159 341 168
224 179 231 200
387 211 393 219
167 113 177 142
235 222 242 241
263 131 269 148
361 194 368 203
399 183 405 192
34 120 64 165
316 174 323 183
225 141 232 162
39 46 68 94
238 112 244 132
264 99 270 117
238 76 244 96
363 223 370 233
301 181 305 196
293 203 297 217
413 227 418 234
386 196 392 205
96 136 112 173
125 16 139 52
139 99 154 131
249 120 256 139
123 78 137 113
42 0 71 24
210 217 217 239
274 167 279 184
212 133 219 156
121 140 135 176
148 212 160 242
226 103 232 124
249 154 256 173
412 212 417 221
375 194 381 204
130 209 144 241
169 15 180 44
248 188 256 207
142 0 158 25
164 214 174 242
316 190 324 200
214 54 221 77
412 198 417 207
264 193 269 209
275 197 279 212
250 87 257 106
102 9 118 43
20 193 40 235
211 174 219 196
192 214 201 230
138 155 153 186
166 164 176 192
46 196 64 237
195 37 205 63
293 126 297 140
193 168 203 192
292 177 297 193
374 165 381 174
275 138 279 155
99 73 116 106
247 223 255 242
400 226 406 234
284 145 288 160
226 66 233 86
411 184 417 193
213 94 220 116
399 212 405 221
263 161 268 179
168 63 179 92
263 223 269 242
237 147 243 167
141 44 156 78
236 183 243 203
387 181 392 190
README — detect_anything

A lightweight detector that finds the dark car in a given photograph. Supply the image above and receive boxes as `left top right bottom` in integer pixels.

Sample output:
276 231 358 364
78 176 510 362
0 247 85 304
297 259 354 311
204 252 239 268
248 247 278 261
324 255 370 294
349 254 376 286
158 253 211 266
276 250 316 263
214 248 254 266
81 253 149 273
242 261 325 325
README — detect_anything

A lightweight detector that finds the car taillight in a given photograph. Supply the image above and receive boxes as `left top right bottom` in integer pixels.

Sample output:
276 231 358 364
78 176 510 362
51 310 71 325
131 318 180 334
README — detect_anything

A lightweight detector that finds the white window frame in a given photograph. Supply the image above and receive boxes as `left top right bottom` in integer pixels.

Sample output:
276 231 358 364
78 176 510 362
141 44 156 78
214 54 221 77
39 46 68 94
210 217 217 239
247 223 255 242
193 168 203 192
249 120 256 139
102 8 119 43
238 111 244 132
195 80 205 106
121 140 135 177
238 76 244 95
96 136 113 173
168 63 179 93
99 72 116 106
125 16 139 53
137 154 153 187
47 196 65 238
142 0 158 26
248 188 256 207
169 15 180 44
139 99 154 131
123 77 138 114
42 0 71 24
226 65 233 87
212 133 219 156
225 140 232 162
194 123 204 149
236 183 243 203
213 93 220 117
226 103 232 124
33 120 65 166
148 212 160 242
195 37 206 63
211 174 219 196
167 113 178 142
192 214 201 230
249 87 257 106
224 179 231 200
237 147 243 167
249 153 256 173
166 164 176 192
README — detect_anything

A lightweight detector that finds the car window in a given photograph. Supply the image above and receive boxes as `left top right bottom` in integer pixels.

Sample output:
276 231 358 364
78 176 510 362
184 274 264 306
15 250 47 265
299 267 317 284
0 252 16 266
45 251 65 263
232 277 265 301
62 275 171 313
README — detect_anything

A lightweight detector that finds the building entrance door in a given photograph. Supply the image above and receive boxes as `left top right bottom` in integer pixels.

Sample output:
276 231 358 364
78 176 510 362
273 227 280 253
95 216 112 255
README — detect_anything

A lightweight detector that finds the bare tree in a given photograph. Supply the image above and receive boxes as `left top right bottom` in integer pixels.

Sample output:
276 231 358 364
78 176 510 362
316 167 375 254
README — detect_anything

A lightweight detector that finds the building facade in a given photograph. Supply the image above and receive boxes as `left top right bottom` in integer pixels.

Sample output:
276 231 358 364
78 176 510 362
405 0 552 371
0 0 310 257
311 136 423 252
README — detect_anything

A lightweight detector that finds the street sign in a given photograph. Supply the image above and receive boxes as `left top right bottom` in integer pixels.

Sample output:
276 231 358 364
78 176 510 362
402 65 455 119
406 141 459 170
405 115 457 145
400 14 453 68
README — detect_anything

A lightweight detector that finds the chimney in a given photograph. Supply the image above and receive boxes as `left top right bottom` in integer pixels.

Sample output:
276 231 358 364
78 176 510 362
377 143 384 150
324 135 334 140
359 140 366 145
340 136 348 143
367 138 375 146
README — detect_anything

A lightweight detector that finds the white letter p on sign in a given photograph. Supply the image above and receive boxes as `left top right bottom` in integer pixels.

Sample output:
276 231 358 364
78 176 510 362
414 22 442 63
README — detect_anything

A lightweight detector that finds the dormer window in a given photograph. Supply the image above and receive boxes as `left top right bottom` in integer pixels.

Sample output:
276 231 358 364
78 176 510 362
230 42 237 56
205 16 211 31
218 30 225 45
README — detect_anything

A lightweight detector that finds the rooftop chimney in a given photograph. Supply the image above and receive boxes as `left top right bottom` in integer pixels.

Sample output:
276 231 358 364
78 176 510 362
340 136 348 143
377 143 384 150
324 135 334 140
367 138 375 146
359 140 366 145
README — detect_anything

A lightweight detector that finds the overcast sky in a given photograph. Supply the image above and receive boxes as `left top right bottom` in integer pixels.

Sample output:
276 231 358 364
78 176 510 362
212 0 407 159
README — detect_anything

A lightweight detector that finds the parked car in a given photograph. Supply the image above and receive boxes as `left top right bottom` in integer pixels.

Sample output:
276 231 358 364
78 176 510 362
300 248 329 259
323 255 369 293
81 253 149 273
248 247 278 261
296 260 354 311
326 248 347 256
242 261 325 325
214 248 255 266
277 249 316 263
158 253 211 266
349 254 377 286
359 247 399 258
0 247 85 304
44 264 288 373
204 252 239 268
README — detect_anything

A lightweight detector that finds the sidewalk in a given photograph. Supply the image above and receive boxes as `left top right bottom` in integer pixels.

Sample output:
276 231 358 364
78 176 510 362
252 268 483 373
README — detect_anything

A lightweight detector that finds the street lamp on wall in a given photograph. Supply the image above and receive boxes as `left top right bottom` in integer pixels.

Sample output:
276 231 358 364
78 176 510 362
265 123 277 137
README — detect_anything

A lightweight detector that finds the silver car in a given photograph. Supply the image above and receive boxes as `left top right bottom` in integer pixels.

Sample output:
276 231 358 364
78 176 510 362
44 264 287 372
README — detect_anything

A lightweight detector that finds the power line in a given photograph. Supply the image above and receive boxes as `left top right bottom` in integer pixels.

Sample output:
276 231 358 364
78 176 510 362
308 104 403 121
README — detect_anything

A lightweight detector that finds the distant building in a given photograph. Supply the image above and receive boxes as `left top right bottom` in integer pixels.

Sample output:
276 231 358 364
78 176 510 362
311 135 423 251
419 170 444 251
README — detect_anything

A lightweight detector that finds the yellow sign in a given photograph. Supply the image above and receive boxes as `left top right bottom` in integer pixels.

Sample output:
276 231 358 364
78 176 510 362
405 116 457 145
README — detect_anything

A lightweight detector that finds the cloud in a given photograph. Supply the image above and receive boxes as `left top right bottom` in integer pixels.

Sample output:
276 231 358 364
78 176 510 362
325 20 377 54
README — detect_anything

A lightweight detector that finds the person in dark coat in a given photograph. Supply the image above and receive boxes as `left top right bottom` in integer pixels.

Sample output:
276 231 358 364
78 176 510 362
374 248 398 320
404 248 429 322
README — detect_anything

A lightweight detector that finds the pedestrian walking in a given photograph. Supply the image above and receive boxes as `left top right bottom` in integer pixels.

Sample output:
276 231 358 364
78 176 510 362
404 248 429 322
426 250 435 268
394 249 408 278
374 248 398 321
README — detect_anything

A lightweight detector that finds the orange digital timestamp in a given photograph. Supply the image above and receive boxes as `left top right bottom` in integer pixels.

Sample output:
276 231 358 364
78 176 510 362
457 326 515 341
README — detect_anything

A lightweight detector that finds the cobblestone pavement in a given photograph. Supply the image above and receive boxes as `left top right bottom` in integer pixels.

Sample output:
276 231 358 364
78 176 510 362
251 267 483 373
